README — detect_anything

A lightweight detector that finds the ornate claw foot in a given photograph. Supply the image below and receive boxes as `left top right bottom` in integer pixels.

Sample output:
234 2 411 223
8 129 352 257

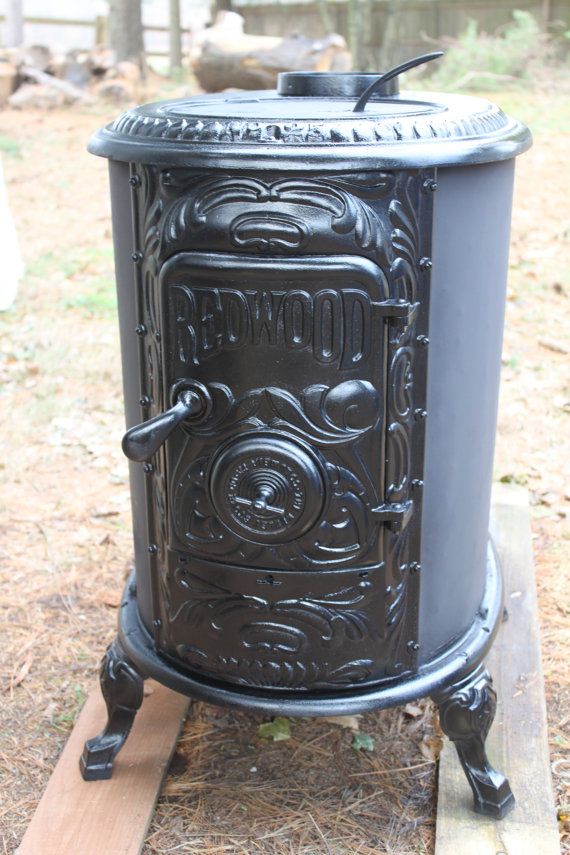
80 637 144 781
434 664 515 818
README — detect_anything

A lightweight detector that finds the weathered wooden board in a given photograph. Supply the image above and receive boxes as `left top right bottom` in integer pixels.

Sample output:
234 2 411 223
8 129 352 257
16 680 189 855
435 484 561 855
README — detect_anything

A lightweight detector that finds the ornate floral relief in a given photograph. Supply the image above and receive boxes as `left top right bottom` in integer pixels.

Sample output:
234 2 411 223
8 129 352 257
385 422 411 503
111 100 511 147
155 172 394 263
381 171 429 667
179 380 381 445
171 380 382 567
175 650 375 690
132 166 169 589
389 181 421 307
130 165 433 683
174 454 376 569
389 346 414 420
166 569 378 689
171 570 374 636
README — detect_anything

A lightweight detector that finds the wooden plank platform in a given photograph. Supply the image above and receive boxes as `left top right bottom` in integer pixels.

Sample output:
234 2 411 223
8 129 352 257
435 484 561 855
16 486 558 854
16 680 189 855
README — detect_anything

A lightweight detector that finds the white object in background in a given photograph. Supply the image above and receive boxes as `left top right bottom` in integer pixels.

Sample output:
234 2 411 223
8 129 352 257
0 154 23 311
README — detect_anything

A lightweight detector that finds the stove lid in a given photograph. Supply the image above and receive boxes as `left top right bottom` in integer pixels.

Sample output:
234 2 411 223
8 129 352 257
88 54 531 171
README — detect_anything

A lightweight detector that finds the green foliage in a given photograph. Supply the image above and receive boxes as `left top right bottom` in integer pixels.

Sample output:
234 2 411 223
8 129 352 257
26 246 117 319
258 716 291 741
427 11 546 90
61 276 117 317
50 684 87 732
0 135 22 158
352 732 375 752
28 246 113 281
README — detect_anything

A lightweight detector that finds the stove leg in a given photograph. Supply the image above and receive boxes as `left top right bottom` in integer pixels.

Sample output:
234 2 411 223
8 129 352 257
433 663 515 818
80 637 144 781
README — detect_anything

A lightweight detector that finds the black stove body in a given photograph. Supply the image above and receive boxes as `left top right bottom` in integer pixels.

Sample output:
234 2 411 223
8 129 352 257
80 63 531 820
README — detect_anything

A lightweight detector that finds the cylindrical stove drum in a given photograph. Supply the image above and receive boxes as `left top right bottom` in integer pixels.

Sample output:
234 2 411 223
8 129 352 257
80 57 531 819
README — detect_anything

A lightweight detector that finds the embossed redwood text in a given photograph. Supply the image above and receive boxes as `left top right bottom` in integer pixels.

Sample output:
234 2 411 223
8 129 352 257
170 284 373 368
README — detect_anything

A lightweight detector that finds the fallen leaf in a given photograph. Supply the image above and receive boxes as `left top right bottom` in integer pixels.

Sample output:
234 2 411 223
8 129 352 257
538 337 569 355
258 716 291 741
101 590 121 608
403 703 423 718
352 732 375 752
91 508 120 518
322 714 361 731
553 395 570 413
6 652 34 692
419 734 441 762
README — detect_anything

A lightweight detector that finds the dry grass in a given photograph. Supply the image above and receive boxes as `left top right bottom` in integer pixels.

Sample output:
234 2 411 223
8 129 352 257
142 701 437 854
0 85 568 854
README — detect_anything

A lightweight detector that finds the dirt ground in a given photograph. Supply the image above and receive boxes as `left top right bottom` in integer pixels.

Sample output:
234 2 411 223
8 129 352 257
0 87 568 854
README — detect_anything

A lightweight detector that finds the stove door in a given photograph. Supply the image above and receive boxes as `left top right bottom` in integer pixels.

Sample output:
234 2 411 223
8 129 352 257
158 251 391 572
124 246 425 690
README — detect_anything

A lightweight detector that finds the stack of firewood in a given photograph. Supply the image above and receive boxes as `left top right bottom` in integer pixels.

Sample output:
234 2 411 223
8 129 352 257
0 12 352 109
0 43 143 108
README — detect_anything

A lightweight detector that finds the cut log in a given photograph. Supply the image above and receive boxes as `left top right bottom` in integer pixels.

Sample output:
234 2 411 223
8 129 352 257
17 44 53 72
0 62 18 104
18 65 95 104
8 83 65 109
94 78 136 104
194 29 351 92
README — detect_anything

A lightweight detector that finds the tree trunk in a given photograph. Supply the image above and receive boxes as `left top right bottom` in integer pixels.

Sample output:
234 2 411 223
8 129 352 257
378 0 399 71
170 0 183 76
212 0 234 14
347 0 361 70
108 0 145 71
5 0 24 48
348 0 375 71
317 0 334 34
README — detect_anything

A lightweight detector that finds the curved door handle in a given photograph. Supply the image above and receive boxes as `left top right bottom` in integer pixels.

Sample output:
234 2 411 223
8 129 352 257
122 384 211 463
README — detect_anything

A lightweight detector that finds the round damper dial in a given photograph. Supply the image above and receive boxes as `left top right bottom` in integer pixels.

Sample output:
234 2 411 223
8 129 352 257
209 434 326 545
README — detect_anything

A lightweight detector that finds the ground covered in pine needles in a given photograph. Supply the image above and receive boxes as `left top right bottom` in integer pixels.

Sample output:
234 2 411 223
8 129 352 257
0 85 568 854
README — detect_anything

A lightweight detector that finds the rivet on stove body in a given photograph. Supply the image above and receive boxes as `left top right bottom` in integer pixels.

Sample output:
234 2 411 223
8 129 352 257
135 324 146 336
417 335 429 347
131 251 143 263
139 395 151 407
414 408 427 420
423 178 438 193
129 175 141 188
419 257 432 271
148 544 158 554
